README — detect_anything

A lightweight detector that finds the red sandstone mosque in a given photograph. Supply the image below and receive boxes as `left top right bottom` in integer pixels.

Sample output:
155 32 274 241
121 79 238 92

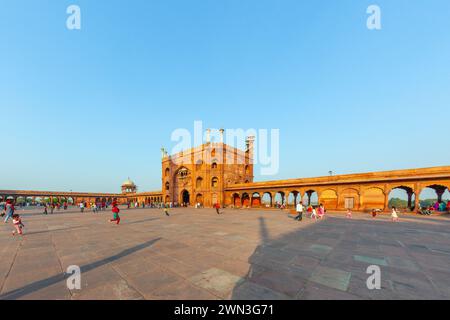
1 129 449 212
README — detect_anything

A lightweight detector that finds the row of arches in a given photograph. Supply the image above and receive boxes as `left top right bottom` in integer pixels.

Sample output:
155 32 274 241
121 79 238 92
163 190 218 206
130 196 163 204
229 184 450 211
232 191 318 208
0 195 121 205
165 176 221 191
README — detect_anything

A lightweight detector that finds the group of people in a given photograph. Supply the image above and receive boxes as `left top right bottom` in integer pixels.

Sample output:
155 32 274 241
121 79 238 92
78 201 110 213
126 201 169 209
417 201 450 215
292 202 401 222
294 203 326 221
1 199 25 235
42 202 71 214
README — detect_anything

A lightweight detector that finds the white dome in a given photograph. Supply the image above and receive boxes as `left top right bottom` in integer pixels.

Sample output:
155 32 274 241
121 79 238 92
122 178 135 187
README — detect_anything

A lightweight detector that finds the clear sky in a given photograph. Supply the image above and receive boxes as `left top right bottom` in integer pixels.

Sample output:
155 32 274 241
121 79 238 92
1 0 449 193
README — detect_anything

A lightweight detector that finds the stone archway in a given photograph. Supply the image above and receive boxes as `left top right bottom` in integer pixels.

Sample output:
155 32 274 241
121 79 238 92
287 191 300 208
302 190 318 206
363 187 385 210
232 193 241 207
262 192 272 207
181 190 190 205
242 193 250 207
418 185 450 211
320 189 338 210
339 188 360 210
251 193 261 207
387 186 415 211
274 191 286 207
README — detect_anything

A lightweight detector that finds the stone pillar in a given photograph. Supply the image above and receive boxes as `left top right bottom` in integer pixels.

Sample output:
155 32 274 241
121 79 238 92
407 191 413 209
384 192 390 212
414 192 420 210
437 189 445 203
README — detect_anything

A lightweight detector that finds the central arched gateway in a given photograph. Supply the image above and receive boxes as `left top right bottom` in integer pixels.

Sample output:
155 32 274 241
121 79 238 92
181 190 190 205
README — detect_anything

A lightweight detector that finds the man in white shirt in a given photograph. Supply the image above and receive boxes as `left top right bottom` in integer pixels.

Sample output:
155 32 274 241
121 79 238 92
295 202 303 221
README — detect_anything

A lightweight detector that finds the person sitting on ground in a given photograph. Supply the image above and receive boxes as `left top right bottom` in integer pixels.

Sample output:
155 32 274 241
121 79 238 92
434 201 440 211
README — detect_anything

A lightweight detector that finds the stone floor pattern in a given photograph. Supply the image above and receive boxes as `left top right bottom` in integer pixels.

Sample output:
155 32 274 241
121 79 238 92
1 207 450 300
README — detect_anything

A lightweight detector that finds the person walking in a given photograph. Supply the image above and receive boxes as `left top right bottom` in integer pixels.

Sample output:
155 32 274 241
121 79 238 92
391 206 399 222
307 205 313 216
3 199 15 223
11 214 25 236
317 204 325 220
164 205 170 216
43 204 48 215
110 202 121 224
214 202 221 215
295 202 303 221
311 207 318 220
79 202 85 213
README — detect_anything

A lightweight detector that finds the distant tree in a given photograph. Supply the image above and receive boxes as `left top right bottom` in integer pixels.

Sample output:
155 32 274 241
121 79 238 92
388 198 408 208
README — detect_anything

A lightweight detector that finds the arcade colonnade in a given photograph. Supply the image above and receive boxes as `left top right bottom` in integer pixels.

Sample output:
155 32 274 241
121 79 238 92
225 181 450 212
0 192 128 205
127 194 163 205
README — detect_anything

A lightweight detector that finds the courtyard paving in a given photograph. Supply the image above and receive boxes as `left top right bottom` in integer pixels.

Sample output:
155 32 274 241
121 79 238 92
1 207 450 300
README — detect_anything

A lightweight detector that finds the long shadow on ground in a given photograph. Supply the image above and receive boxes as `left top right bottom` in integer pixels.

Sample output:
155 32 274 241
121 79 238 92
0 238 161 300
231 215 450 300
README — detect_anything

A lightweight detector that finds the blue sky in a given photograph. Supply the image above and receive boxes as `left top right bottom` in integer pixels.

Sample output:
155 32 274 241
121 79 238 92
1 0 449 194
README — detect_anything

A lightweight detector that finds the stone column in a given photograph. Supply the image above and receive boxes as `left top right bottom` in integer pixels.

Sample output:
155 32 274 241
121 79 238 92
384 192 390 212
437 189 445 203
407 191 413 209
307 191 312 206
414 192 420 210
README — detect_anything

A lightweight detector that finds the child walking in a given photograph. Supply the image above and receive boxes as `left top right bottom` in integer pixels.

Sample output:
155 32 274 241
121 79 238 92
12 214 25 236
110 202 121 224
311 207 318 220
164 205 170 217
391 206 399 222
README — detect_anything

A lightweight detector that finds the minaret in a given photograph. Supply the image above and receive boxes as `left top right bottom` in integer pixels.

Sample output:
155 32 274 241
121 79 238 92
206 129 211 143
